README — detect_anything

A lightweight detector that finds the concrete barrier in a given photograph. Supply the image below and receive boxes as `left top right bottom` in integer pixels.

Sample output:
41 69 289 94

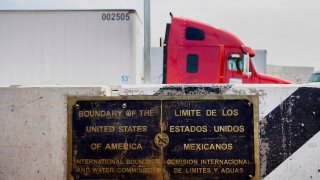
0 86 110 179
1 84 319 179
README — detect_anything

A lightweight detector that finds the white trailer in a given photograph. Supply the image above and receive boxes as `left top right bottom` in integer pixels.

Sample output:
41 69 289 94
0 10 143 85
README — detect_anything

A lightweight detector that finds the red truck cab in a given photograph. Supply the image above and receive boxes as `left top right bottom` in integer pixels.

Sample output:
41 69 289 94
163 17 291 84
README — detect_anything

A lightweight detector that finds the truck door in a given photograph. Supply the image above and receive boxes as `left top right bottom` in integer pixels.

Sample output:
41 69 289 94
225 54 252 84
164 23 222 84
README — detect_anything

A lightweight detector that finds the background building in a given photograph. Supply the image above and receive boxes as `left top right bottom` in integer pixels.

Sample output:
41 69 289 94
267 65 314 84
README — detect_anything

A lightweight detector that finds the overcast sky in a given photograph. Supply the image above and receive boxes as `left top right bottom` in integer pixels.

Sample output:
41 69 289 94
1 0 320 70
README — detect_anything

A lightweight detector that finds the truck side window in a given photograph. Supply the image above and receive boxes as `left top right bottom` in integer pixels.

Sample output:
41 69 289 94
228 55 244 71
186 27 205 40
187 54 199 73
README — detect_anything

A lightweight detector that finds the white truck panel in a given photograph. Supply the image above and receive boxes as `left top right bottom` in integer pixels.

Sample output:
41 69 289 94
150 47 164 84
251 49 267 74
0 10 143 85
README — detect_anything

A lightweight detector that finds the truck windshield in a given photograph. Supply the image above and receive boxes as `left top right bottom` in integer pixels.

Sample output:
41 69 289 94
228 55 244 71
308 73 320 82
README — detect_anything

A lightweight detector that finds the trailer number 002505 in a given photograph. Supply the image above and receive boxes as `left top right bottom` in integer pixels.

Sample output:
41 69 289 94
101 13 130 21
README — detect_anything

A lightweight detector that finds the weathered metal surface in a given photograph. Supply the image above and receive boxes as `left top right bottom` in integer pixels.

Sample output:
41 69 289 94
261 87 320 176
68 98 162 179
67 96 259 179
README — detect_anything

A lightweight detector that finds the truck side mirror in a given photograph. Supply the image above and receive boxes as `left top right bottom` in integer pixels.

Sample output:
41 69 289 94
243 54 252 76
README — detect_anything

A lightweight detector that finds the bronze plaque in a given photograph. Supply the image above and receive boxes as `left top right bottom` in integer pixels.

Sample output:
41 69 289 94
67 96 259 180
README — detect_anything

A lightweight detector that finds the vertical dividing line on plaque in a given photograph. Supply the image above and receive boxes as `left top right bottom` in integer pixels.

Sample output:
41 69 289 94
160 100 164 180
